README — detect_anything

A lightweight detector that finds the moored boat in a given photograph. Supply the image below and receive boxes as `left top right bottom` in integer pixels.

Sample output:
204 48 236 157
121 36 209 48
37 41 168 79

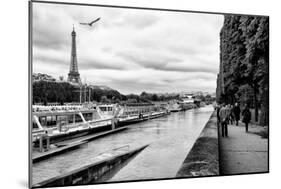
32 102 170 151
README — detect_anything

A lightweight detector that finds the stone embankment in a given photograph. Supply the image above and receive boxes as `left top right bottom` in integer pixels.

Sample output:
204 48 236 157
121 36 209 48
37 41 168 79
33 144 149 188
176 111 219 177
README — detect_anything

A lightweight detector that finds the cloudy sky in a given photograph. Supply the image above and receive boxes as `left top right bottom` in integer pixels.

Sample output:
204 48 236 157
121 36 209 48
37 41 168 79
32 2 224 95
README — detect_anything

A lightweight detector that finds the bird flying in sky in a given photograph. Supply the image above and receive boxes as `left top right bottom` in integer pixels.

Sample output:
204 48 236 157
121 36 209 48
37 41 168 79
80 17 101 27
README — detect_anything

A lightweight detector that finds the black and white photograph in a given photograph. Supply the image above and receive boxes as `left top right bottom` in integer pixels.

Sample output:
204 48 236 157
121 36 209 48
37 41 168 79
29 1 269 188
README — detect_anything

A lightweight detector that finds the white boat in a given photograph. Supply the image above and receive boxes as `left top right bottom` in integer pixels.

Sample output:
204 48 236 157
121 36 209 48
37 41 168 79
32 103 120 145
168 101 182 112
31 103 170 147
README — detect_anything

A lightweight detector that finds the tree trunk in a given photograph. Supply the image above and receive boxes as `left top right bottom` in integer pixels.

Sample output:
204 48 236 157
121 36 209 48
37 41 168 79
259 87 269 126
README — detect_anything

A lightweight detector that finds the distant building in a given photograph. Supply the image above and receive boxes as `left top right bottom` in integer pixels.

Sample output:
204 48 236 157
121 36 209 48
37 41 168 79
33 73 56 82
88 85 113 91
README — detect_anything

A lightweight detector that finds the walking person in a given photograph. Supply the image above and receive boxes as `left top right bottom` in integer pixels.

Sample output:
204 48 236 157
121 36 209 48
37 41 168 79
219 104 229 137
216 104 221 124
229 105 235 125
242 104 251 132
233 103 241 126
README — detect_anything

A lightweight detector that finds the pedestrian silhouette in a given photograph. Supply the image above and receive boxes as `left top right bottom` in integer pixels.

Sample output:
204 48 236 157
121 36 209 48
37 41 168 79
219 104 230 137
233 103 241 126
242 105 251 132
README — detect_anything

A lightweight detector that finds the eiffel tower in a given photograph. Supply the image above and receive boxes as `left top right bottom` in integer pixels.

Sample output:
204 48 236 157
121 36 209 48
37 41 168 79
67 26 81 85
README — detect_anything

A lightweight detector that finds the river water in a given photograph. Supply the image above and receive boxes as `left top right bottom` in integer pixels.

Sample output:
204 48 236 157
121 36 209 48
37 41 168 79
32 105 214 184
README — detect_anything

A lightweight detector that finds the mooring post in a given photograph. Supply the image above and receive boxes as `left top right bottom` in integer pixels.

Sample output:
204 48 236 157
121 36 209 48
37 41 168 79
39 135 43 152
111 118 115 130
46 136 50 151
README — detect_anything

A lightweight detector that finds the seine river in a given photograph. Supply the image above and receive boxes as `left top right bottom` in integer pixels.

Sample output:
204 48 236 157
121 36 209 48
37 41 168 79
33 105 214 184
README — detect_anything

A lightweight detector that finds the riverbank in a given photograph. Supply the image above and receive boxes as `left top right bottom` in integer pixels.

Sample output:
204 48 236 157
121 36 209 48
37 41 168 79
176 111 219 177
219 122 269 175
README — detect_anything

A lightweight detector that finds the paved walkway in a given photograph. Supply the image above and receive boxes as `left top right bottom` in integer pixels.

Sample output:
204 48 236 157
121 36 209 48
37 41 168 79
219 122 268 175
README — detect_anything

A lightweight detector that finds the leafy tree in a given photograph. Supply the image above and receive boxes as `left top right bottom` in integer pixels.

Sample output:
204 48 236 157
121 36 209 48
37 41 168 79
101 96 110 103
151 94 158 101
217 15 269 125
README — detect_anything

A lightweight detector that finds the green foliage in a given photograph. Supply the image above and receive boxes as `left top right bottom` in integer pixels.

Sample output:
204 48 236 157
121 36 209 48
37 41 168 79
33 81 180 105
33 81 78 104
33 81 124 104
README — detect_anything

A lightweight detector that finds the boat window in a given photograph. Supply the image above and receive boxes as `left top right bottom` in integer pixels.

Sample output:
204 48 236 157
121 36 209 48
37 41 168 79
100 107 106 111
75 114 83 123
33 121 38 129
83 113 93 121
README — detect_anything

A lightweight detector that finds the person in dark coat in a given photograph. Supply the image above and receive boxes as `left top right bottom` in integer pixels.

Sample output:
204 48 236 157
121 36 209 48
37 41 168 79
229 105 235 125
242 105 251 132
216 104 221 123
233 103 241 126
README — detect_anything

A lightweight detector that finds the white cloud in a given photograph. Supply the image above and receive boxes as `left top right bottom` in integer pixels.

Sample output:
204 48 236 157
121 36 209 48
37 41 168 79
32 2 224 94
